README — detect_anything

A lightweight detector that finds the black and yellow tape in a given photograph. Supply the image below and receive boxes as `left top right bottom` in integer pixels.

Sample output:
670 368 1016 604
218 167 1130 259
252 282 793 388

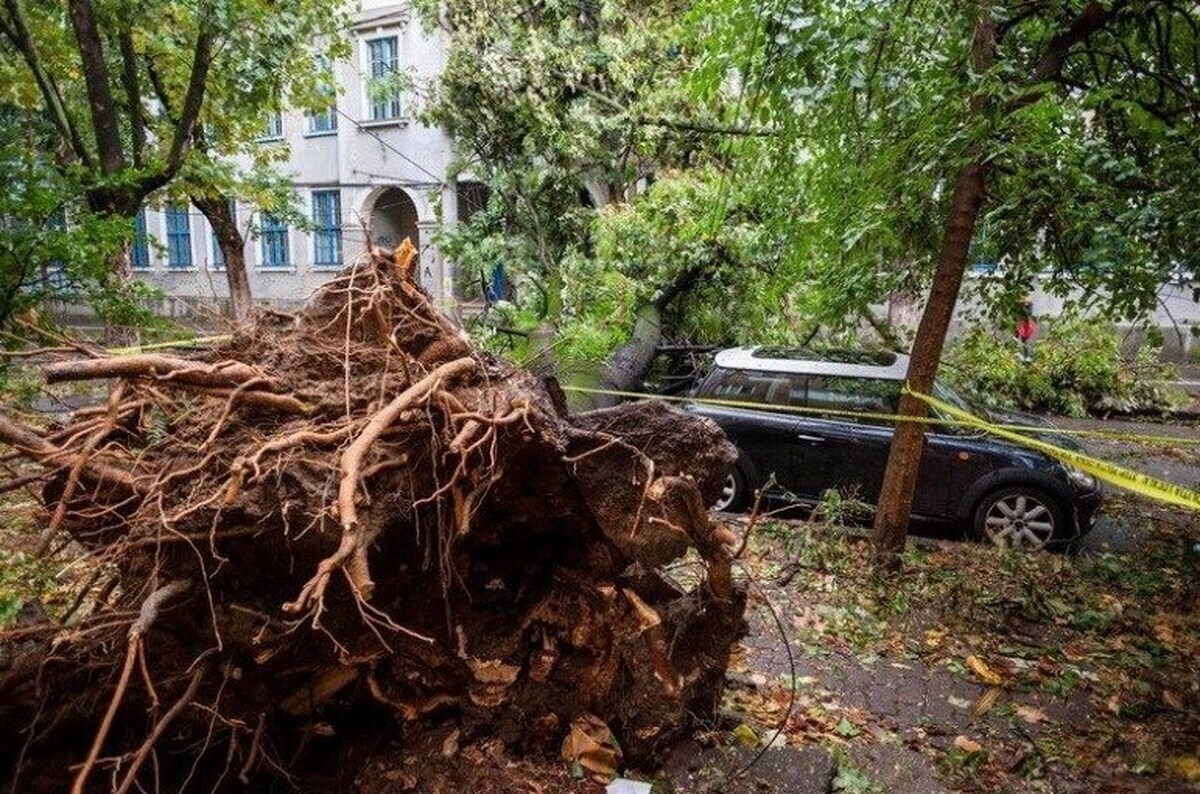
562 384 1200 512
904 386 1200 512
562 385 1200 448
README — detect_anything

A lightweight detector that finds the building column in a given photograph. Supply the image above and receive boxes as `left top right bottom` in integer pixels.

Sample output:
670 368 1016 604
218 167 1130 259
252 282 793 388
440 178 459 306
417 219 443 303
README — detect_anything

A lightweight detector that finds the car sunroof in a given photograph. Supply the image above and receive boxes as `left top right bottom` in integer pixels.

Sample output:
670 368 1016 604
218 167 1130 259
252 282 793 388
751 347 898 366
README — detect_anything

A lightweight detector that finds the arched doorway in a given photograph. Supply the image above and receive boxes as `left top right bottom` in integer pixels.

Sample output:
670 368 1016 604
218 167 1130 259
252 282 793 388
368 187 420 254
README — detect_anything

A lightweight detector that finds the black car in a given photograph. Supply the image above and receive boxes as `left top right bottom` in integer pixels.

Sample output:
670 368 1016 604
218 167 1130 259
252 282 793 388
688 347 1102 551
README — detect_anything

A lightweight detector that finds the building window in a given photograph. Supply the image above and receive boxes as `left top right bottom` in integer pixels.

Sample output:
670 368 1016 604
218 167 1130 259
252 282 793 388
311 190 342 268
367 36 401 120
306 107 338 134
259 212 290 268
211 231 224 269
165 204 192 268
262 112 283 139
132 209 151 270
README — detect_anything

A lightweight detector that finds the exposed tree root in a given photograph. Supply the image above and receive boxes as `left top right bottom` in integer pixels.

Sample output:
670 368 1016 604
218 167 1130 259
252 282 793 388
0 245 745 792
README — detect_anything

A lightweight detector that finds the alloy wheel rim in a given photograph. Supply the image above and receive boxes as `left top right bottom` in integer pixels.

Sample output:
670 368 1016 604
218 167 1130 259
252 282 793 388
983 494 1055 551
713 474 737 511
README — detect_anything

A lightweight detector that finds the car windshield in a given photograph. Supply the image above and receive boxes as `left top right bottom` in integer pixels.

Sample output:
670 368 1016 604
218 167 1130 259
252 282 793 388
931 381 991 423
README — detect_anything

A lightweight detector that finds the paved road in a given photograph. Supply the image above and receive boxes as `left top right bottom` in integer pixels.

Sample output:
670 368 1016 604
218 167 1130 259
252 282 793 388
1050 416 1200 553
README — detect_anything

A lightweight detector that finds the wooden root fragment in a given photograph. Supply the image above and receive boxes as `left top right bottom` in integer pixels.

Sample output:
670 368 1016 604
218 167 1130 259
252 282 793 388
44 382 127 544
70 579 190 794
0 412 143 493
113 663 207 794
283 357 477 615
189 386 309 415
42 355 267 389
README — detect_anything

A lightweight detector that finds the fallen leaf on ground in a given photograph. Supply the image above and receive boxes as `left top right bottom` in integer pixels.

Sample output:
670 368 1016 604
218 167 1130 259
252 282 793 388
1166 756 1200 782
732 723 759 747
835 717 861 738
561 714 620 780
966 655 1005 686
1014 705 1047 724
971 686 1002 717
1153 622 1176 647
954 735 983 754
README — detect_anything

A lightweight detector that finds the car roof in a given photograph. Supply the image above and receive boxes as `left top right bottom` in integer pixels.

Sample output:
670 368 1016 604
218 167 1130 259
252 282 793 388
713 346 911 380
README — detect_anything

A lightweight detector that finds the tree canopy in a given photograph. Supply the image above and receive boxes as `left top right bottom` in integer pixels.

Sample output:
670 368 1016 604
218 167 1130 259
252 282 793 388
692 0 1200 321
0 0 345 328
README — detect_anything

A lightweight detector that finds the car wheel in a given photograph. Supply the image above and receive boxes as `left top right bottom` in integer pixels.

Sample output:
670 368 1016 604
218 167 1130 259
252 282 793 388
972 487 1063 552
712 469 748 512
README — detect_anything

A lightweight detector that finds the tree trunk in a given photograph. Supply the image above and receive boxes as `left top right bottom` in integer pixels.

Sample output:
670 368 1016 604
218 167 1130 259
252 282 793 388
870 163 988 560
192 194 251 324
871 7 996 564
572 303 662 410
104 242 136 344
66 0 123 175
572 264 705 410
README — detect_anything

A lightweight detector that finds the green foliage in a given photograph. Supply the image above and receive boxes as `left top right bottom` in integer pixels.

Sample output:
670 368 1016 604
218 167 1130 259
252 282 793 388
943 317 1181 416
0 0 347 333
425 0 1200 378
813 487 873 527
420 0 805 371
589 169 812 344
692 0 1200 327
0 550 55 628
417 0 699 311
0 111 162 333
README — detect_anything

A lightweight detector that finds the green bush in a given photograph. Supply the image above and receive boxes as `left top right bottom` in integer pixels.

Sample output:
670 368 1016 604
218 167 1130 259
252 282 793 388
943 317 1181 417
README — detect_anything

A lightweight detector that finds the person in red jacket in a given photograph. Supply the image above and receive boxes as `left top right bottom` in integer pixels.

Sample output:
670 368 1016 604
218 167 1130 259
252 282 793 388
1015 294 1037 362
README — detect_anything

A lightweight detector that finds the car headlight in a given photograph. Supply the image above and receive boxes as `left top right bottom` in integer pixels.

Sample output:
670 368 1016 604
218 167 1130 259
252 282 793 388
1065 467 1096 491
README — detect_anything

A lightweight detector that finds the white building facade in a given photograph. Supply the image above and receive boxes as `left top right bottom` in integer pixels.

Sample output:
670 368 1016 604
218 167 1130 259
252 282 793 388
132 1 476 315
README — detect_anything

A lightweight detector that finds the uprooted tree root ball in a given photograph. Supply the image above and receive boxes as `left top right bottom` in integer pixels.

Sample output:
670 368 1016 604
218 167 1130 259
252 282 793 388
0 242 746 792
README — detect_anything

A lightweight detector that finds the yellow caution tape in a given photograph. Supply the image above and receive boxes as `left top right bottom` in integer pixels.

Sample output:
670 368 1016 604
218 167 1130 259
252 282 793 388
562 385 1200 447
107 335 232 356
564 385 951 426
905 386 1200 512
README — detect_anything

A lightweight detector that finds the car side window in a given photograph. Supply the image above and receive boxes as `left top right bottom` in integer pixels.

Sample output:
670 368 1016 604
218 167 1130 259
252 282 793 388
805 376 900 422
697 368 802 408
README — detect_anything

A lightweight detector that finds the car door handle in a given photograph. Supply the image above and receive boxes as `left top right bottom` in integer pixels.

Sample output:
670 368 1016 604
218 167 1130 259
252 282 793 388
796 434 825 444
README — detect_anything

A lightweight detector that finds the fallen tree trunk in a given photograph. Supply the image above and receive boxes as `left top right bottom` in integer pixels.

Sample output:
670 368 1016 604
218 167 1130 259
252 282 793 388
0 243 745 792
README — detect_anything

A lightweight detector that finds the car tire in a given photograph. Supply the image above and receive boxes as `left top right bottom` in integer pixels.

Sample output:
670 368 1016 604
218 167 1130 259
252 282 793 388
972 486 1065 552
712 469 748 512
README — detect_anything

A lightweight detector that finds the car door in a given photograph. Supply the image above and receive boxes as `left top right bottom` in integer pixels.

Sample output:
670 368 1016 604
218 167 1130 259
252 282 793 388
789 375 955 517
783 375 889 503
692 368 807 496
788 414 893 504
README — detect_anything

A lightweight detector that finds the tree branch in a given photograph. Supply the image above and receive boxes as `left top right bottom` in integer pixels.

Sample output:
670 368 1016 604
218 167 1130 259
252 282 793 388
1031 1 1124 82
137 26 216 196
118 27 146 167
166 28 216 174
0 0 93 167
67 0 124 174
144 53 177 123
